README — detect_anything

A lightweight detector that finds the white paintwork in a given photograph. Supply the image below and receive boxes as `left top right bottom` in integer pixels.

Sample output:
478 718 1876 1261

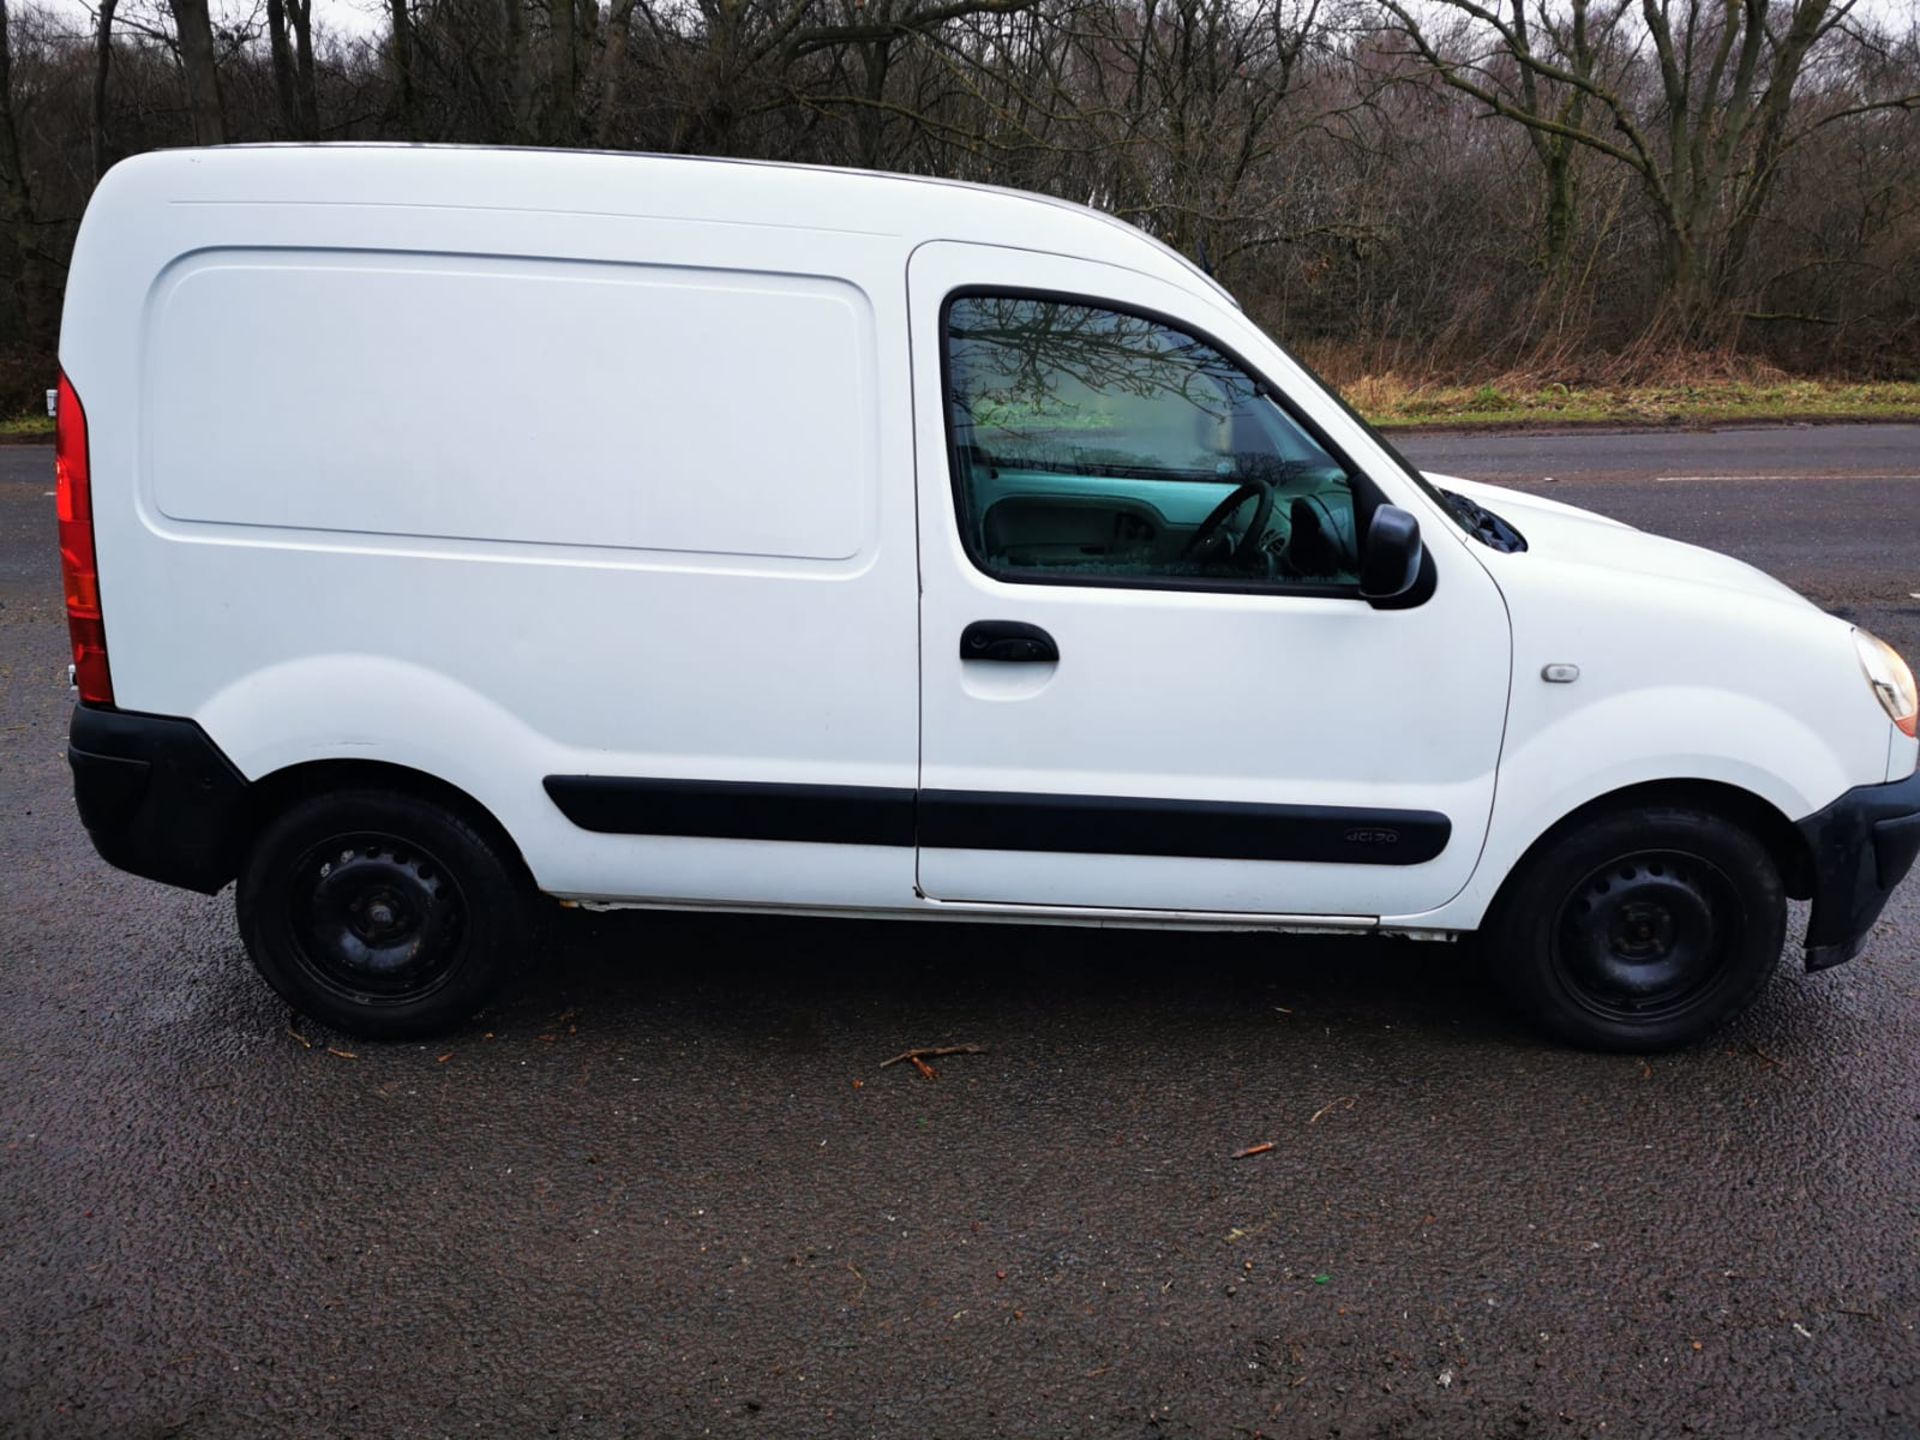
59 145 1914 935
1397 472 1913 929
908 242 1511 916
145 251 877 561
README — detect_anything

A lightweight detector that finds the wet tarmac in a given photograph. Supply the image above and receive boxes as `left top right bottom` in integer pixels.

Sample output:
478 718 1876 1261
3 434 1916 1437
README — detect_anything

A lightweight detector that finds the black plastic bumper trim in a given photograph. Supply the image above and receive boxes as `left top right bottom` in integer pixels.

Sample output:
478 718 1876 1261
69 704 250 895
543 776 1450 866
1795 767 1920 971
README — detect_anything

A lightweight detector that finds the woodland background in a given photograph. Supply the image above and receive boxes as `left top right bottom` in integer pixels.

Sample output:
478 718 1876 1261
1 0 1917 422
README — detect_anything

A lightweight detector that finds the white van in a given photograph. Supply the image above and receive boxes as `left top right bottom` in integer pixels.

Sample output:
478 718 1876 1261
58 145 1918 1049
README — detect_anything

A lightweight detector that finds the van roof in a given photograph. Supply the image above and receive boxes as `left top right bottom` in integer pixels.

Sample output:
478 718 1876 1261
121 143 1239 309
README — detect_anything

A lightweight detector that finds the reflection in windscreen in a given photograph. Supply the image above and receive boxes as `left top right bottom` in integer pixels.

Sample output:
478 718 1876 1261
945 296 1361 586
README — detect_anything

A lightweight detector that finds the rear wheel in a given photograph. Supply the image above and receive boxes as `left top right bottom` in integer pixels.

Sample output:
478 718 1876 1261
238 788 528 1040
1483 804 1786 1051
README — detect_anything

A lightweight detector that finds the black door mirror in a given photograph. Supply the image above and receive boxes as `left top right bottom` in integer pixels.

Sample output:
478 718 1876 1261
1359 504 1423 604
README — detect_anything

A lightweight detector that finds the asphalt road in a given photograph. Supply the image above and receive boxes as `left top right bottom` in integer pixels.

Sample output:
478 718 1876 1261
3 428 1917 1438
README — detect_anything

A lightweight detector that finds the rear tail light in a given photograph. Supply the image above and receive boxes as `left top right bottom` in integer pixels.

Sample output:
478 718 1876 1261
55 371 113 704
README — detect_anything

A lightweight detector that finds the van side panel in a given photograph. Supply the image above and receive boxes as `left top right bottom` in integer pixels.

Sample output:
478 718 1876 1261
69 156 922 908
144 252 875 562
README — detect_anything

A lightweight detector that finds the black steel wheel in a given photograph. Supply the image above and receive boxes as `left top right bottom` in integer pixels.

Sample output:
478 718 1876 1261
286 832 467 1004
1484 804 1786 1051
239 788 529 1039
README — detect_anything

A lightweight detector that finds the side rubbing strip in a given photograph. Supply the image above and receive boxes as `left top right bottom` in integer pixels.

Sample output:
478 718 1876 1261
918 790 1449 866
544 777 1449 866
543 777 916 847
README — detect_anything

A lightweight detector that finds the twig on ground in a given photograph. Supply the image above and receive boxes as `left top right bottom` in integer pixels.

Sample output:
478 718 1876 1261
1308 1095 1357 1124
1232 1141 1275 1158
880 1043 987 1069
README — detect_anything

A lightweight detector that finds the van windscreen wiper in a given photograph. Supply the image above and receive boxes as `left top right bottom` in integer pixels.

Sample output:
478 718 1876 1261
1439 489 1528 553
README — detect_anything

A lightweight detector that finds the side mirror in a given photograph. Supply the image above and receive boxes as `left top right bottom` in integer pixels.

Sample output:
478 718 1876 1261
1359 504 1423 603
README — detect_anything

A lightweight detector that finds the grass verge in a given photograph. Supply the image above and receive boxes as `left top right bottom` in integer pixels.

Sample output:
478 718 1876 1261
1 414 53 441
1356 378 1920 429
4 380 1919 442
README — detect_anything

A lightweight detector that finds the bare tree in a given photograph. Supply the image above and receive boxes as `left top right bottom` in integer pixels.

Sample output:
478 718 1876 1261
289 0 315 132
169 0 226 144
0 0 48 347
0 0 1918 420
547 0 579 142
390 0 420 135
504 0 534 141
591 0 641 144
267 0 304 137
1382 0 1920 332
91 0 119 177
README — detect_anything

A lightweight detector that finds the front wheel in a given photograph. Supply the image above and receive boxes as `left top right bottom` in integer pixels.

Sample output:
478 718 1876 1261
238 788 530 1040
1483 805 1786 1051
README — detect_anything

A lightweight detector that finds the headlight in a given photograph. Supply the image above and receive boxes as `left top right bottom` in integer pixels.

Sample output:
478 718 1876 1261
1855 628 1918 738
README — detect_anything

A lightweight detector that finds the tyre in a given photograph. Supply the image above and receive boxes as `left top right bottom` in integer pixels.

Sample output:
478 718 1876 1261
1482 803 1787 1051
237 788 529 1040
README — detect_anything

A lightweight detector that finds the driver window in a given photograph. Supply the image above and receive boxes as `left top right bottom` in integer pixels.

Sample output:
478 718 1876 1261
944 295 1361 589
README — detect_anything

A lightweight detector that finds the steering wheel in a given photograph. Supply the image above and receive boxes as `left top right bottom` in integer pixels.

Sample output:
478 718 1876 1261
1181 475 1276 569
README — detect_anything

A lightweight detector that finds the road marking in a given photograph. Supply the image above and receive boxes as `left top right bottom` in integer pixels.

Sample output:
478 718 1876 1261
1653 473 1920 483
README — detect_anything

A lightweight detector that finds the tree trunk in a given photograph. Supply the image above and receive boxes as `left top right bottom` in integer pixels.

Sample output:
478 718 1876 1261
389 0 421 136
91 0 118 179
591 0 640 145
170 0 227 145
289 0 317 137
504 0 533 142
547 0 579 144
853 36 893 170
267 0 302 138
1541 145 1576 274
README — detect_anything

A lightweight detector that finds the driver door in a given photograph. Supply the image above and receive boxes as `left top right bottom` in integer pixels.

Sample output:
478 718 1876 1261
909 242 1512 919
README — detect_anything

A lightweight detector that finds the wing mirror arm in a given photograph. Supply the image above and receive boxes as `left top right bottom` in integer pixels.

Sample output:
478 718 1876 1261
1359 504 1424 606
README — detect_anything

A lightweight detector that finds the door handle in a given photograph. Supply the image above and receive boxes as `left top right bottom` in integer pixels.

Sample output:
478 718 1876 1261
960 620 1058 663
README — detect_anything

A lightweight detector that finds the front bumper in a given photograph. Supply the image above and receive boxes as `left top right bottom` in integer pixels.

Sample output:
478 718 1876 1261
1796 767 1920 970
69 703 250 894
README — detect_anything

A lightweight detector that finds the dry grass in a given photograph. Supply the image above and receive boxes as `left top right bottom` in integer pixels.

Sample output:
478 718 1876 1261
1351 375 1920 429
5 348 1918 442
0 414 52 440
1298 341 1920 428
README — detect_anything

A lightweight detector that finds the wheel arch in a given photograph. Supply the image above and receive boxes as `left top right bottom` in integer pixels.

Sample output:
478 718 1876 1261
244 758 538 891
1490 778 1812 916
